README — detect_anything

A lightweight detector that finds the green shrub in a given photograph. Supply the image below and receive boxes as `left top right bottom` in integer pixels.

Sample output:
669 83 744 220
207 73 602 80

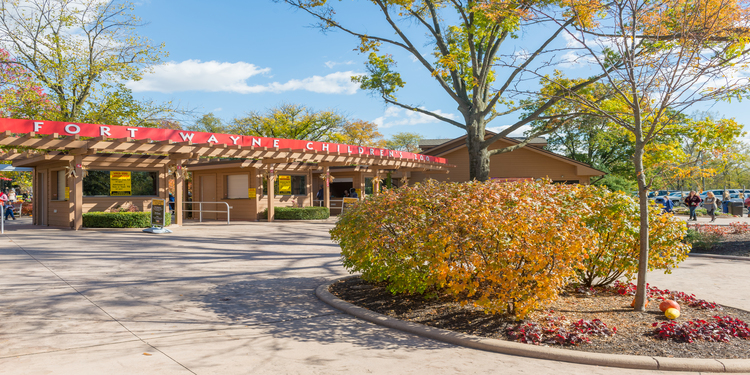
330 179 596 320
683 227 722 250
82 211 172 228
575 187 690 287
259 206 329 220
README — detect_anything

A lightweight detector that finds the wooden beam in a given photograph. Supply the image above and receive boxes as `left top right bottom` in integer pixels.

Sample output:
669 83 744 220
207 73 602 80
262 158 294 164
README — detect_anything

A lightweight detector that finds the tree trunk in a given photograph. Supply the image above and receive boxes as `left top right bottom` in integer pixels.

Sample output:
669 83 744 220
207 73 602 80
466 121 490 181
633 139 650 312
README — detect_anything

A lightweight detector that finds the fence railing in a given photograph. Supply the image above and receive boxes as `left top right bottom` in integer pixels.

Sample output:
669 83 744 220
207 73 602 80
181 201 232 224
314 199 345 213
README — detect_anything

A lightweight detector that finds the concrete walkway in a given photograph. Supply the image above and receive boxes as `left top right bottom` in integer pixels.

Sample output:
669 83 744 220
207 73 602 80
1 217 749 375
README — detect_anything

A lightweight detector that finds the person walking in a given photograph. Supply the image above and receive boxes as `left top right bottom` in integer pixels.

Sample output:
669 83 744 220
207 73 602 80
1 190 14 220
662 194 674 214
704 191 718 222
684 191 702 221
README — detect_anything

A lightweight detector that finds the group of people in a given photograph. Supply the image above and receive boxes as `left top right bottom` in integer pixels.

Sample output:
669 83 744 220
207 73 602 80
0 188 18 220
316 185 358 200
662 190 750 223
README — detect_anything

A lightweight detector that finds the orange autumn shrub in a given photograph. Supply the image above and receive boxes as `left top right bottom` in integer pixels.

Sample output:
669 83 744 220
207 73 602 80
330 179 596 319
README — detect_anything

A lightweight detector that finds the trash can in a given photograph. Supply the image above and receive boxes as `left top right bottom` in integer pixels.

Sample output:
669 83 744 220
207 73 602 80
731 201 744 216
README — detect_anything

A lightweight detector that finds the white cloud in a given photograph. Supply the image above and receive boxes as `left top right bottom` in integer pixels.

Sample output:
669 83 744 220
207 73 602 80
324 60 355 68
373 106 458 128
127 60 363 95
487 125 531 138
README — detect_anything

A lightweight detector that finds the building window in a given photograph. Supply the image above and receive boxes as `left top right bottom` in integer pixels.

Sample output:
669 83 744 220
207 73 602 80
365 177 374 195
226 174 249 199
83 170 158 196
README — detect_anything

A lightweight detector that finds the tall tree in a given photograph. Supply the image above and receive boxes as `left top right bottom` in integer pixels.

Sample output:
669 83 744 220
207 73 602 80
191 112 227 133
339 119 385 147
542 0 750 310
279 0 606 181
231 103 350 142
0 0 176 125
385 132 423 153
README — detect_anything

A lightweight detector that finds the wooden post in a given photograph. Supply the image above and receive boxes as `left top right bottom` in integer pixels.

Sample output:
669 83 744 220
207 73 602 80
373 168 380 196
267 166 275 222
175 163 184 226
32 168 37 226
72 156 83 231
324 165 330 211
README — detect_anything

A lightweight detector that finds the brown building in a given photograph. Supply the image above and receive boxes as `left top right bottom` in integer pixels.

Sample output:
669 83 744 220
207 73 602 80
411 133 605 184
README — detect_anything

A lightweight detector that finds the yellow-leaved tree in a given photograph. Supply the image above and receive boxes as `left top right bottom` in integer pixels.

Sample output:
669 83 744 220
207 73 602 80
537 0 750 310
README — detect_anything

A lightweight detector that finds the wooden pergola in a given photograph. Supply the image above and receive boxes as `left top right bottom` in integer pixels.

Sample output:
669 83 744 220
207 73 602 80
0 124 451 229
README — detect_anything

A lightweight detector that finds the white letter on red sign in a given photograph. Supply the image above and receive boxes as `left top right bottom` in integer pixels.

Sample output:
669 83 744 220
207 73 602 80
33 122 43 132
306 142 314 150
252 138 261 147
380 149 384 156
64 124 80 134
207 134 218 143
273 139 279 148
100 126 111 136
358 147 364 154
179 133 195 142
127 128 138 138
322 144 329 151
229 135 240 145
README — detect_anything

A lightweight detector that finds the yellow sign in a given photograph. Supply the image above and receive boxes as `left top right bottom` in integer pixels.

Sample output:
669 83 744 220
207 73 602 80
248 188 256 199
279 175 292 194
110 171 132 196
355 189 361 197
65 187 70 201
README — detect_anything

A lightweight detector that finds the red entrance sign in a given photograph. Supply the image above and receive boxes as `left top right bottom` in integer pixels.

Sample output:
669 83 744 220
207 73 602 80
0 118 447 164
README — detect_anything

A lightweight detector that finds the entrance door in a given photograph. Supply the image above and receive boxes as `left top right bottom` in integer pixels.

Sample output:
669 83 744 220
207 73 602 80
200 174 217 220
36 172 45 226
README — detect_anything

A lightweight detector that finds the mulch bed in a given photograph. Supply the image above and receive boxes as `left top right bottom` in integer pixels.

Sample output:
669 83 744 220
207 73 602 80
330 277 750 359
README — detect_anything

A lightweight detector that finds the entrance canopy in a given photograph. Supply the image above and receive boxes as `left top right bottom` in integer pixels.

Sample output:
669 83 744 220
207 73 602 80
0 118 449 168
0 118 452 229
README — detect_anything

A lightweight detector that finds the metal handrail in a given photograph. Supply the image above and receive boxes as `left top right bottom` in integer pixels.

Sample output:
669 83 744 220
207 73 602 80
181 201 232 224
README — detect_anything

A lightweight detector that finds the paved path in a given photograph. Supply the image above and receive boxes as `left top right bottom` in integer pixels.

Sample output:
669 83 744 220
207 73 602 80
1 217 748 375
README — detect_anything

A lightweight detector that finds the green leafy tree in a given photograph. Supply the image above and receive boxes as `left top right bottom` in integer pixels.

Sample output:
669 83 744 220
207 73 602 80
385 132 423 153
279 0 610 181
231 103 349 142
191 112 228 133
0 0 178 125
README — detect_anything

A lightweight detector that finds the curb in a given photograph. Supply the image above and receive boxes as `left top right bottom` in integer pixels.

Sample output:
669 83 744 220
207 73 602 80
689 253 750 261
316 276 750 373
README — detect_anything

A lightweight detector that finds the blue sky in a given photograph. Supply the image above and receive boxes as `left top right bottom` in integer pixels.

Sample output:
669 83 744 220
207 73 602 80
127 1 749 141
